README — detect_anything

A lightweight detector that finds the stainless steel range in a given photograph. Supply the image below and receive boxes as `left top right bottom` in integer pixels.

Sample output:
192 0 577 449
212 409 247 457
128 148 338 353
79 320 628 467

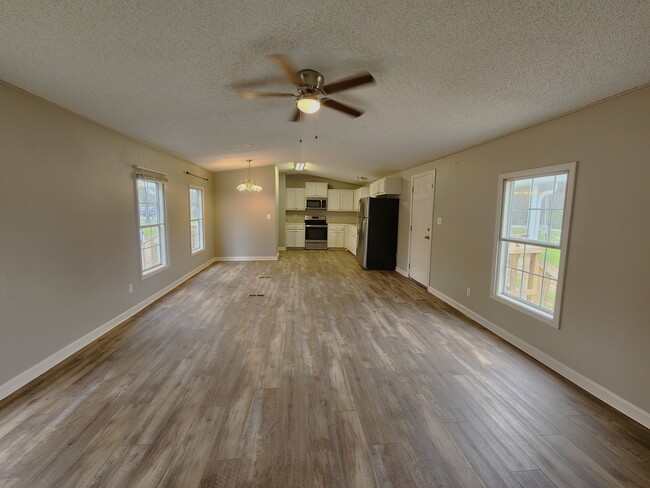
304 215 327 250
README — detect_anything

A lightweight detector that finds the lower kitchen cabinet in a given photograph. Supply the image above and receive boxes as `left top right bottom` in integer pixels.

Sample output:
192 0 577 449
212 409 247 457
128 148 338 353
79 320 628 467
328 224 357 253
327 224 345 248
345 225 358 256
285 224 305 248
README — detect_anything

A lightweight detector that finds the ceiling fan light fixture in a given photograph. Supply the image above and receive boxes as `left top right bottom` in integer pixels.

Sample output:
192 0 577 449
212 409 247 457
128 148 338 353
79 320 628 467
297 95 321 114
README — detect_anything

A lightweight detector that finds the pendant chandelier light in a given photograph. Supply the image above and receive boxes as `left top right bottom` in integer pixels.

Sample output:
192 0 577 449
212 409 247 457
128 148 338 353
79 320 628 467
236 159 262 192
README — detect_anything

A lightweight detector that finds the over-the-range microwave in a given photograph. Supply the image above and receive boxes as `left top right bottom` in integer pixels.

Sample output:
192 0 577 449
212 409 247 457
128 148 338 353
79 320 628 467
305 198 327 209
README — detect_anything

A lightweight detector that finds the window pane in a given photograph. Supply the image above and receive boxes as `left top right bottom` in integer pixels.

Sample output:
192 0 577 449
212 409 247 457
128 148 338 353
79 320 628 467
191 220 199 235
151 245 161 266
504 268 522 299
541 278 557 312
142 247 153 270
521 272 542 307
146 181 157 203
151 226 160 246
531 176 555 206
140 226 150 245
190 204 198 220
523 244 545 276
543 248 561 280
508 209 529 239
137 180 146 203
191 233 198 251
141 226 159 248
147 204 159 224
190 188 199 206
506 242 525 270
528 209 552 243
139 205 147 225
549 210 563 244
528 208 542 241
511 179 532 209
553 173 567 209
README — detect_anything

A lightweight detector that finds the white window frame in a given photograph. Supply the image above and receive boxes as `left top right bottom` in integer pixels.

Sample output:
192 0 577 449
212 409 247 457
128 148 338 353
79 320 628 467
135 176 169 278
490 162 576 329
189 185 205 255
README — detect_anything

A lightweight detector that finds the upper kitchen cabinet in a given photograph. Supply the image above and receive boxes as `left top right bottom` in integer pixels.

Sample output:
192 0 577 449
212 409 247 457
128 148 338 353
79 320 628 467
305 182 328 198
328 189 356 212
286 188 305 210
354 187 369 209
369 178 402 196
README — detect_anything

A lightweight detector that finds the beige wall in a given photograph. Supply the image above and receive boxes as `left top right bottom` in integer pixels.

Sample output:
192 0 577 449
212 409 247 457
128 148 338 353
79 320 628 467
212 165 277 258
390 86 650 414
0 82 215 391
278 173 286 248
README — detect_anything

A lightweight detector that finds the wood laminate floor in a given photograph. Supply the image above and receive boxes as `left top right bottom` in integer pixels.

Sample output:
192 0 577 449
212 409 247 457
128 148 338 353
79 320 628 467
0 250 649 487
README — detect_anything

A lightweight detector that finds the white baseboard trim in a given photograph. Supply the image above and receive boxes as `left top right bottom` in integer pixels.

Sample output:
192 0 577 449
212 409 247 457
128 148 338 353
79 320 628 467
395 267 408 277
0 257 218 402
427 286 650 429
214 255 279 262
277 247 287 251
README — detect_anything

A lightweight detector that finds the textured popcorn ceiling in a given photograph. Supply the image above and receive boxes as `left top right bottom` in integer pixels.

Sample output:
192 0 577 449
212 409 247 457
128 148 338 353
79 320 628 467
1 1 649 182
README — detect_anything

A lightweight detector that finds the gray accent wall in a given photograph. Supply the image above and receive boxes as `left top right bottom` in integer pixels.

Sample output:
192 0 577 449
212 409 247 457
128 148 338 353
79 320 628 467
212 165 277 258
0 82 215 390
390 86 650 413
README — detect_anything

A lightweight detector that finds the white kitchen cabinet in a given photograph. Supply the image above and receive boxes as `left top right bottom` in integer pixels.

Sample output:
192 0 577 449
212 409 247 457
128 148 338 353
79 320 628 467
286 188 305 210
327 224 345 248
285 224 305 248
340 190 355 211
345 224 358 255
327 189 341 211
354 187 369 209
328 189 355 212
369 178 401 196
305 182 328 198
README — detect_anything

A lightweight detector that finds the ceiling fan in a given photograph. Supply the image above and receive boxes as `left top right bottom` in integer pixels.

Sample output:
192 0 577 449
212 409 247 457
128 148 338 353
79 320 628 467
236 54 375 121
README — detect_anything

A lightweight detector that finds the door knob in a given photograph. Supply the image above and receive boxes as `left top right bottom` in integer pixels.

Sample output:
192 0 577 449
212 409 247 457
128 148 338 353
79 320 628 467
424 235 430 239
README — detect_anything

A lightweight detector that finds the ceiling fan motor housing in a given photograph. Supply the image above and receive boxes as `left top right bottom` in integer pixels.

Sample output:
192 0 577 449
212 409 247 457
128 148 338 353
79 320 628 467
298 69 325 92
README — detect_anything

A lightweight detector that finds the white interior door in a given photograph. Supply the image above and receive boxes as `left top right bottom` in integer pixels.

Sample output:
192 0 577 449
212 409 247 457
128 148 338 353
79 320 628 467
408 171 435 286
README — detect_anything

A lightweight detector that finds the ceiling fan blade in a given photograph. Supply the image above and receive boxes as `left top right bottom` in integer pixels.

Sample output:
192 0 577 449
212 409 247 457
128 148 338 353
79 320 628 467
289 108 301 122
322 99 363 118
322 72 375 95
237 90 295 100
268 54 301 86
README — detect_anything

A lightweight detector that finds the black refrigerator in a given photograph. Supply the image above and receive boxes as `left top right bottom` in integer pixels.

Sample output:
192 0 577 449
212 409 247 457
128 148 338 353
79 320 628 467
356 197 399 270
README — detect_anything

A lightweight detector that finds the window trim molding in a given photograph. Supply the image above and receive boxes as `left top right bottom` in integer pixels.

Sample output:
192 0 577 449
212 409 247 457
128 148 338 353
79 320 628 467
188 184 206 256
134 175 170 280
490 161 577 329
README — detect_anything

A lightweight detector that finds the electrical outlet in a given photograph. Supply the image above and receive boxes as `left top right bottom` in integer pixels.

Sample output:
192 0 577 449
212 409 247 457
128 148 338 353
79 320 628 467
266 214 271 220
466 287 471 297
128 283 133 294
437 217 442 225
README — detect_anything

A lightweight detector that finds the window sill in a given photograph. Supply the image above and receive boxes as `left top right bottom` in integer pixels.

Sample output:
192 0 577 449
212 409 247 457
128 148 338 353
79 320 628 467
490 292 559 329
141 264 169 280
191 248 206 257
